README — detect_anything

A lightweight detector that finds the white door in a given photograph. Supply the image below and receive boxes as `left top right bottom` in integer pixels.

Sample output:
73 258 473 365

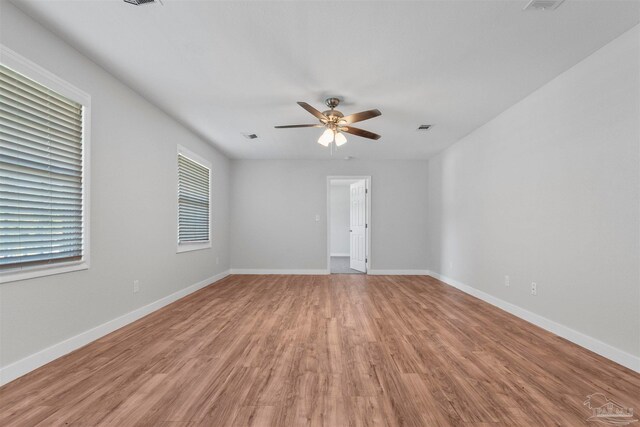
349 180 367 272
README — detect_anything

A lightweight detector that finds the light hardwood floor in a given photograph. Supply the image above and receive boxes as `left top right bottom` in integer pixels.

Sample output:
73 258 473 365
1 274 638 426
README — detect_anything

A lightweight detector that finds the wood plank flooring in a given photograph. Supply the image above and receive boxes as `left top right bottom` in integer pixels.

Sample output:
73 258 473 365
1 274 638 426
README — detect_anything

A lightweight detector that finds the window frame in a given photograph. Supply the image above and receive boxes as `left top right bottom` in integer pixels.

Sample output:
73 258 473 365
0 46 91 284
176 145 211 254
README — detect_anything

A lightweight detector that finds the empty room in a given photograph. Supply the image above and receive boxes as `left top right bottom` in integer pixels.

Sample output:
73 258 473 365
0 0 639 425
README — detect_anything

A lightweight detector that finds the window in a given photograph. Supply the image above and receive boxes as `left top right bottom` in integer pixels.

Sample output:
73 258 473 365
177 146 211 253
0 47 90 283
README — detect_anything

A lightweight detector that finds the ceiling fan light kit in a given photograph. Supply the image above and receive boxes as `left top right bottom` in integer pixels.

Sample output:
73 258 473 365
275 97 381 149
318 128 334 146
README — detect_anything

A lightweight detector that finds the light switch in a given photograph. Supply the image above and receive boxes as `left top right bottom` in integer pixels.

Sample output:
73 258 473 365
315 214 320 222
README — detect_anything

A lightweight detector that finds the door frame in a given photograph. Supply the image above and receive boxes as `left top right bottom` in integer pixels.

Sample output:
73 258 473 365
326 176 371 274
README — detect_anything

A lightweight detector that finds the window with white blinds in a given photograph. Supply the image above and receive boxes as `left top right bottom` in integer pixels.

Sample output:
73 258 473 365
177 149 210 252
0 62 87 276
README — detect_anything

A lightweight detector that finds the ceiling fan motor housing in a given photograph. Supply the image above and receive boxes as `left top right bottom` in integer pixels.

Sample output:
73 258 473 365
321 111 345 131
322 98 345 129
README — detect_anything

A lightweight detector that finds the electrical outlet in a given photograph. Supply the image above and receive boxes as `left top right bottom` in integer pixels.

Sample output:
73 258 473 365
216 256 219 265
133 280 140 293
505 275 510 287
531 282 537 296
449 261 453 270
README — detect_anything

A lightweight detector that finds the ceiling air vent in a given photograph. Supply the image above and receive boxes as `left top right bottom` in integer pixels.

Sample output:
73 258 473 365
242 133 258 140
523 0 565 11
417 125 432 131
124 0 156 5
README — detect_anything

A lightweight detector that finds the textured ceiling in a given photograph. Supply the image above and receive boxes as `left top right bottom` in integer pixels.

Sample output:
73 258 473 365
11 0 640 159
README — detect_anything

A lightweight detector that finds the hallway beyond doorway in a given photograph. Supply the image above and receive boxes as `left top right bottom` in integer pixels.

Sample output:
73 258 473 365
330 256 365 274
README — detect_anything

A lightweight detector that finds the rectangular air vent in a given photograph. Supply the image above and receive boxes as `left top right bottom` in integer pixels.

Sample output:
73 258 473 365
523 0 565 11
417 125 432 131
242 133 258 140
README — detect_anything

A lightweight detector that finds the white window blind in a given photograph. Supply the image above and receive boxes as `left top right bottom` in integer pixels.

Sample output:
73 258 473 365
177 153 210 246
0 63 85 271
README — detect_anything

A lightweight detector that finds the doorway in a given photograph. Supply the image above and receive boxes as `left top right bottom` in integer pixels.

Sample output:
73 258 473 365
327 176 371 274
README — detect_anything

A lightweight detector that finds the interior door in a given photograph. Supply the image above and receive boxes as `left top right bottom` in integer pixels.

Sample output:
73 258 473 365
349 180 367 272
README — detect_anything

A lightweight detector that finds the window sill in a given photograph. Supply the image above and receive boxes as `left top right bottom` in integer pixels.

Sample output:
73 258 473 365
0 260 89 284
176 242 212 254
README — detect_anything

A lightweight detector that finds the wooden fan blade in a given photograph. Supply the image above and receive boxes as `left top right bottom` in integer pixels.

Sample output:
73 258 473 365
341 126 381 140
274 124 324 129
297 102 327 121
341 109 381 124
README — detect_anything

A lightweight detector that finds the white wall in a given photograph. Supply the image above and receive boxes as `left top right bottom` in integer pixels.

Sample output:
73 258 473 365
427 25 640 361
0 2 230 370
230 160 429 272
330 184 351 256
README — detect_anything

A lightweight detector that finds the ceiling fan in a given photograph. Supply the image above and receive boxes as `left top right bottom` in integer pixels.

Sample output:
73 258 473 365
275 98 381 147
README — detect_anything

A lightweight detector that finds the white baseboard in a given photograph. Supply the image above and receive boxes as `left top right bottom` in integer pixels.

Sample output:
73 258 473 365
428 271 640 373
330 253 350 257
229 269 329 275
0 270 230 386
367 269 430 275
229 269 430 276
